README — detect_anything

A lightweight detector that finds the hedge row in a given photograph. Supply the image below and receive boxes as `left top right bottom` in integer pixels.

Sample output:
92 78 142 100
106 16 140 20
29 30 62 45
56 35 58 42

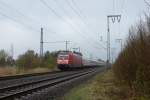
113 15 150 98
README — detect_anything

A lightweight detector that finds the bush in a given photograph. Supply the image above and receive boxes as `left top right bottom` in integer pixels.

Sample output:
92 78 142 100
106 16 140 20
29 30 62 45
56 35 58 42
41 51 57 69
113 15 150 98
0 50 14 66
16 50 40 69
16 50 57 70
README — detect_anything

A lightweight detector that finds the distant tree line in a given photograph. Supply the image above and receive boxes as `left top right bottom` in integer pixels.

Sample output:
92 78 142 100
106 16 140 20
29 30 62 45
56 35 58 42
16 50 59 70
0 49 60 70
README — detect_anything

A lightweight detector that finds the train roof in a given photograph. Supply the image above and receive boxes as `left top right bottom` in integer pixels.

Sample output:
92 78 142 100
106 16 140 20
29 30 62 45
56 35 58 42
58 50 82 56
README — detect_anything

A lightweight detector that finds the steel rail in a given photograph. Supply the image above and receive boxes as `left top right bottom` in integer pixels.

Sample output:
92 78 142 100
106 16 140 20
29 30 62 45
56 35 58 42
0 70 85 92
0 70 81 89
0 71 61 81
0 68 96 100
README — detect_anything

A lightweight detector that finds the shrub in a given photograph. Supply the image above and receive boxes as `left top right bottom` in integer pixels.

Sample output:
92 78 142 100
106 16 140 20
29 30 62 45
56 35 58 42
16 50 40 69
16 50 57 70
41 51 57 69
0 50 14 66
113 15 150 98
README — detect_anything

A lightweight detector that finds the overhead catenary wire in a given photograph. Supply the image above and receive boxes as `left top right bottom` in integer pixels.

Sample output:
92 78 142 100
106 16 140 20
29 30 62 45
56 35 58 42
1 0 101 57
64 0 107 49
0 0 60 35
40 0 86 36
66 0 97 35
44 41 70 44
0 0 105 60
40 0 84 35
0 0 106 52
53 0 106 49
70 41 98 60
66 0 106 48
0 0 68 54
0 0 38 25
65 0 87 26
0 1 40 32
40 0 106 50
53 0 87 33
0 9 39 32
71 0 99 35
71 0 86 19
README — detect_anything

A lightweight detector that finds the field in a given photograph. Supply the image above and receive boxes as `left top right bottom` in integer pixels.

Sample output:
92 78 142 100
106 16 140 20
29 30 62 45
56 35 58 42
0 66 17 76
0 66 53 76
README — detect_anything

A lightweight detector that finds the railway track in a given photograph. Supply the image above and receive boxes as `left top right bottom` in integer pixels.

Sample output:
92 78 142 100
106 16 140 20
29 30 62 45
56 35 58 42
0 67 104 100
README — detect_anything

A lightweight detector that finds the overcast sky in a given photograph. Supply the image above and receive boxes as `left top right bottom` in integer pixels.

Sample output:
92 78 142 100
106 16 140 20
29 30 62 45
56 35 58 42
0 0 149 60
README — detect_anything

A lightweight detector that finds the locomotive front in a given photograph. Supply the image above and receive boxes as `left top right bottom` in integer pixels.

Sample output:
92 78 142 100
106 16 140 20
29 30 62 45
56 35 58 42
57 51 73 70
57 51 83 70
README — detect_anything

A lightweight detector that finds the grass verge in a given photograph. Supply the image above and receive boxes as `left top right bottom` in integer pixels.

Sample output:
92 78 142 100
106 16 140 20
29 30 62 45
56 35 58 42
62 70 130 100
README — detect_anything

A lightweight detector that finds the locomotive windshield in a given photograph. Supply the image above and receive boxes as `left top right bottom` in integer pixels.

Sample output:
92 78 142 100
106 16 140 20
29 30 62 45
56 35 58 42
58 55 68 60
58 51 69 60
59 51 70 55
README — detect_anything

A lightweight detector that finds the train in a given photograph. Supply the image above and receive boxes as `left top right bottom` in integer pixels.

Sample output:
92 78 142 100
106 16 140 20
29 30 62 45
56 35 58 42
57 50 105 70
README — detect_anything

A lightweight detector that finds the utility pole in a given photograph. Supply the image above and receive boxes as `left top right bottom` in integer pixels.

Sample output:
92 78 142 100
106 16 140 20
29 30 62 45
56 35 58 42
44 41 70 51
65 41 69 51
10 44 14 58
107 15 121 66
40 27 43 58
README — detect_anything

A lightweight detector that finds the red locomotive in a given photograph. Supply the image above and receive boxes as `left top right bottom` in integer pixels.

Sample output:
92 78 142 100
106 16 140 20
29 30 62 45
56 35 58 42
57 51 83 70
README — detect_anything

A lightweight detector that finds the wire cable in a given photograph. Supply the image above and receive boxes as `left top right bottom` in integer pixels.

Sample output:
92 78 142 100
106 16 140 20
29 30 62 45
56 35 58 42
0 0 60 35
40 0 107 51
0 9 39 32
40 0 105 49
64 0 106 49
